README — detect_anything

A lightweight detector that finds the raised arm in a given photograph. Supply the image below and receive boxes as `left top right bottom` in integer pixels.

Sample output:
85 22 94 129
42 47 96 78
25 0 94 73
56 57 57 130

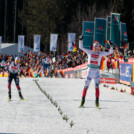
100 47 113 57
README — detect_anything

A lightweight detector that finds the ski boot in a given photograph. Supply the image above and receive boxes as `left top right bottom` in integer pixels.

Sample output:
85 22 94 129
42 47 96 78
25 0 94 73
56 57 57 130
19 92 24 100
95 98 100 109
79 97 85 108
8 92 11 102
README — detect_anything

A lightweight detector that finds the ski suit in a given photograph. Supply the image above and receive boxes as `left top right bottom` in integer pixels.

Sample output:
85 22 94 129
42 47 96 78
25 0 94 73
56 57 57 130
79 40 113 99
8 61 22 95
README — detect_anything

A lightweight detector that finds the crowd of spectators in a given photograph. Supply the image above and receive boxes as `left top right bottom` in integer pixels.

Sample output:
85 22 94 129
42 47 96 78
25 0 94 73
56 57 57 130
0 49 87 77
0 43 133 77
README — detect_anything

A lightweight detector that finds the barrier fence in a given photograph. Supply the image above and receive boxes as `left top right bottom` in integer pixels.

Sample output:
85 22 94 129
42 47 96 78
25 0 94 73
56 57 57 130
1 58 134 94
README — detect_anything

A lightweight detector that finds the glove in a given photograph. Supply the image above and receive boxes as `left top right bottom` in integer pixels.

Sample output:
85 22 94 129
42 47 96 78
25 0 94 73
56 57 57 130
109 40 113 46
79 35 83 41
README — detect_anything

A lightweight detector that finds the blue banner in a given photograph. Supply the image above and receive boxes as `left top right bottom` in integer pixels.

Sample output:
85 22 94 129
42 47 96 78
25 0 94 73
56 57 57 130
68 33 76 51
83 21 94 49
94 18 106 47
34 35 40 52
50 34 58 51
18 35 24 52
120 63 132 83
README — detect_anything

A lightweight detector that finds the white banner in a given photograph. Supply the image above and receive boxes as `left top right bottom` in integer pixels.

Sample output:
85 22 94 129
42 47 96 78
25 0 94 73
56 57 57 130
0 36 2 52
68 33 76 51
50 34 58 51
34 35 40 52
18 35 24 52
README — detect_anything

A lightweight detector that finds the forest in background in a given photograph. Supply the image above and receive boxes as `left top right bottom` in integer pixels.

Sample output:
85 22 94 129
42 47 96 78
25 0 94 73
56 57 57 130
0 0 134 53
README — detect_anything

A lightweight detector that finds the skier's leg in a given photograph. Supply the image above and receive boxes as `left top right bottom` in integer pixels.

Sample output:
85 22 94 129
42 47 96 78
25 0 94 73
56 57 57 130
14 76 24 100
8 76 13 100
94 70 100 107
80 72 92 107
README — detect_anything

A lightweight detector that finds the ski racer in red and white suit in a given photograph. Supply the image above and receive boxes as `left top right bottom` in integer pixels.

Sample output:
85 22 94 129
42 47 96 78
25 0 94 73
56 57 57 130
8 57 24 101
79 39 113 107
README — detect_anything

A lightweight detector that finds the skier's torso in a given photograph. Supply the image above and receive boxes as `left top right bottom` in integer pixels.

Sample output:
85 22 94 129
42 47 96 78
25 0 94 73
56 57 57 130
8 61 20 74
79 40 113 69
87 51 103 68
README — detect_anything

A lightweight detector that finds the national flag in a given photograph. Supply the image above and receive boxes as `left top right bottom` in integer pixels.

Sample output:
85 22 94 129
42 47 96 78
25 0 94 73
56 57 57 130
72 42 77 52
39 72 43 77
28 59 31 63
64 54 68 57
100 56 105 71
59 70 64 77
104 40 110 44
122 42 128 48
27 67 32 73
42 52 46 55
113 60 117 69
45 69 48 76
30 72 34 77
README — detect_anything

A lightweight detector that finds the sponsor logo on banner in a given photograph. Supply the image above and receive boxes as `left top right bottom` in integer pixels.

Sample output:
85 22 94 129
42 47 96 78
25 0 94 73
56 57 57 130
100 78 117 84
98 26 103 30
124 31 127 36
85 29 91 33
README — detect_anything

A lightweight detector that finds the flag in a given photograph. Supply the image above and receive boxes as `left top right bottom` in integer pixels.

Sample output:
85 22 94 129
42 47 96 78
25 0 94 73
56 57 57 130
30 72 34 77
72 42 77 52
27 67 32 73
59 70 64 77
39 72 43 77
113 60 117 69
100 56 105 71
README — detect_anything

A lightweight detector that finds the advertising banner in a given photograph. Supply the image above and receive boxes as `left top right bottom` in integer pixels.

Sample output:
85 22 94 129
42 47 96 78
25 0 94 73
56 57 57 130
94 18 106 47
120 22 128 44
83 21 94 49
68 33 76 51
18 35 24 52
106 16 111 41
50 34 58 51
111 13 120 47
120 63 132 85
34 35 40 52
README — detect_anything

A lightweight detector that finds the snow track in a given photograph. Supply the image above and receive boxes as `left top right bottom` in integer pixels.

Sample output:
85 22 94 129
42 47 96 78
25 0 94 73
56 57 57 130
0 77 134 134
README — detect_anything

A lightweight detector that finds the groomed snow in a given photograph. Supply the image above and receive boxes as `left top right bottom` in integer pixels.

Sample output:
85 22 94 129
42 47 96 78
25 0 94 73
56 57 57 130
0 77 134 134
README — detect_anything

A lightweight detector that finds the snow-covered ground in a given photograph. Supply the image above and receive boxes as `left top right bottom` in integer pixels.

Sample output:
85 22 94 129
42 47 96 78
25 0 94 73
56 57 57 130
0 77 134 134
